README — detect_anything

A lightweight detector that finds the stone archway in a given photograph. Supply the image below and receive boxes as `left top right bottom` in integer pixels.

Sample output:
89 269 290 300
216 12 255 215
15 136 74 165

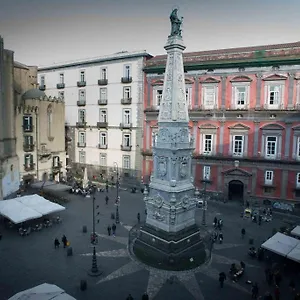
228 180 244 202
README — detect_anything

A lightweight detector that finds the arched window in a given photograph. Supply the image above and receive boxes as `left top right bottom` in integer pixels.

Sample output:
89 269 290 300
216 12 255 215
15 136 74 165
47 105 53 140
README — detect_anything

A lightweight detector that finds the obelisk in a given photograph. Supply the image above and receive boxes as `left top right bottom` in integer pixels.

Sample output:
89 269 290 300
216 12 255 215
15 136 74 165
133 9 206 270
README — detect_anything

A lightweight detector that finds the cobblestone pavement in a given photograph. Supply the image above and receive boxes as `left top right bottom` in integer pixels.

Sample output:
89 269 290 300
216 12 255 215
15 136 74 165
0 189 299 300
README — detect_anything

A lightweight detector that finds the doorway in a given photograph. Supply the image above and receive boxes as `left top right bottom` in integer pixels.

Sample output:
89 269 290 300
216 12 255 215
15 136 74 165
228 180 244 202
42 172 48 182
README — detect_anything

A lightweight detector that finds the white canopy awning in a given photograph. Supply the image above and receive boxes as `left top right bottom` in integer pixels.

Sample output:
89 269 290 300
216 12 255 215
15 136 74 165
286 243 300 263
290 226 300 238
8 283 76 300
0 200 42 224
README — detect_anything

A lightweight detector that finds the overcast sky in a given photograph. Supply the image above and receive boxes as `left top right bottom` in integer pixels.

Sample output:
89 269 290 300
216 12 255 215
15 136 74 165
0 0 299 67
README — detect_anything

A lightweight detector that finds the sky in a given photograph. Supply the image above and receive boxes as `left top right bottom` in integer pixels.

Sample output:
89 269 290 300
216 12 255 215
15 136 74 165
0 0 299 67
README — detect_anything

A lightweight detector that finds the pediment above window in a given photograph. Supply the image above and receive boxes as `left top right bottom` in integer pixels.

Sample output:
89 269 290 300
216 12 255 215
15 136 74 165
223 168 252 177
228 123 250 131
292 125 300 132
185 78 194 84
199 123 218 129
260 123 285 131
230 75 252 82
262 74 287 81
199 77 220 84
151 79 164 86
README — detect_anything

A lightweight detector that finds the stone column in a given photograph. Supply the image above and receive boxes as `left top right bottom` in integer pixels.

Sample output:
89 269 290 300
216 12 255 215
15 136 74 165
192 121 197 149
284 122 292 159
255 73 262 109
281 170 288 199
253 121 260 156
145 122 150 149
221 76 227 109
218 121 225 155
287 73 295 109
147 77 151 107
194 76 199 108
217 165 223 191
251 168 257 195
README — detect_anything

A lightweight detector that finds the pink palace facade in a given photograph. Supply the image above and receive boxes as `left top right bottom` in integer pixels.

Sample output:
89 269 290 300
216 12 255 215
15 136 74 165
142 42 300 209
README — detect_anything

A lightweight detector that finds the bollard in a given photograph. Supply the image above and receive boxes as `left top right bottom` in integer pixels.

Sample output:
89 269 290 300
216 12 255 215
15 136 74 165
111 213 115 220
82 225 87 233
67 247 73 256
80 279 87 291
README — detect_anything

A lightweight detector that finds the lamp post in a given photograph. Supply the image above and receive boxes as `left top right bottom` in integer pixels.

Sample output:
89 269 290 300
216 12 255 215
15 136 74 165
114 162 120 224
88 187 102 276
201 180 208 226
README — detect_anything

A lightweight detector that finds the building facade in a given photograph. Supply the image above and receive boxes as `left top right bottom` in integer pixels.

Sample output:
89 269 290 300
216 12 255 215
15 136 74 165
37 51 152 182
0 37 20 199
142 42 300 207
14 63 66 183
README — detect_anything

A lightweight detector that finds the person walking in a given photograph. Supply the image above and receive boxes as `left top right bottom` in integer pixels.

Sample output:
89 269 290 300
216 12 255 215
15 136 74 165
105 195 109 205
219 272 226 288
62 235 67 248
214 216 218 228
137 213 140 224
142 292 149 300
54 238 60 249
107 225 111 236
252 282 259 299
241 228 246 239
112 223 116 236
219 232 223 244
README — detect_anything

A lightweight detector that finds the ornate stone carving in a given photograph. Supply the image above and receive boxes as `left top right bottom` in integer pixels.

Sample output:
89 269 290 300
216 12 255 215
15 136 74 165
181 195 190 209
154 194 164 208
170 206 176 224
153 211 165 221
159 128 171 142
179 157 188 178
158 157 167 178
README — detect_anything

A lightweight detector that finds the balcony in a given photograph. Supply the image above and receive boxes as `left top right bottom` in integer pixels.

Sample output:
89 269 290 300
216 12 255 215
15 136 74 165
98 144 108 149
121 98 132 105
77 81 86 87
38 147 51 158
120 122 132 129
77 142 86 148
121 145 132 151
98 79 108 86
39 85 46 91
121 77 132 83
23 144 35 152
76 121 86 128
97 122 108 128
23 126 34 133
52 162 62 170
98 99 108 105
77 100 86 106
24 163 35 172
56 83 65 89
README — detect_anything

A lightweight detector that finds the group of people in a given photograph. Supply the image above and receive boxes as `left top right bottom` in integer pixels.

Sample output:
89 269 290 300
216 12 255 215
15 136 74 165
54 234 68 248
107 223 117 236
213 216 224 243
126 292 149 300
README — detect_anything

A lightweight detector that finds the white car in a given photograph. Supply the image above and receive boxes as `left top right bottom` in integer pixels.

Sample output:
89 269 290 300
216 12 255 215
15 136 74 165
197 199 204 207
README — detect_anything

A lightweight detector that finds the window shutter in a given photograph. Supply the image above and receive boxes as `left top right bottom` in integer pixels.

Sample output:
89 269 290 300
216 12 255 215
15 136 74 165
22 116 26 128
24 155 26 165
30 155 33 164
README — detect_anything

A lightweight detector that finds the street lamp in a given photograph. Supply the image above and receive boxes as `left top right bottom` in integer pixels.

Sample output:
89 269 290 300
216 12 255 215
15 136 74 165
113 162 120 224
201 179 208 226
88 187 102 276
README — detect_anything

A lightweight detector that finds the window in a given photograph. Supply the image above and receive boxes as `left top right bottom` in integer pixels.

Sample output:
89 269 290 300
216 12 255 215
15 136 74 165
265 84 283 109
265 170 274 185
296 173 300 188
79 151 86 164
203 166 211 180
100 153 107 166
99 109 107 122
123 87 131 99
100 68 107 80
78 109 86 123
99 132 107 146
53 156 59 167
154 89 163 107
80 70 85 82
186 87 192 108
58 91 64 99
23 115 33 131
123 109 131 125
40 75 45 86
59 73 64 84
123 133 131 147
124 65 131 78
297 137 300 159
123 155 131 169
265 136 277 158
233 85 248 108
100 88 107 100
47 105 52 138
79 89 86 101
24 135 33 145
203 134 213 154
24 154 33 167
202 85 217 109
78 131 86 144
232 135 244 156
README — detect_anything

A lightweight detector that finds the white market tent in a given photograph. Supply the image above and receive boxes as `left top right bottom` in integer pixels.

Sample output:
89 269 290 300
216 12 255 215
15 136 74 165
0 194 65 224
261 232 300 263
290 225 300 238
8 283 76 300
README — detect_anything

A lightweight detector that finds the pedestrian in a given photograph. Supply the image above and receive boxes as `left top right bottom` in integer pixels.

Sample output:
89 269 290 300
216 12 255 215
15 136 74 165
107 225 111 236
142 292 149 300
219 272 226 288
219 231 223 243
218 219 223 230
214 216 218 228
240 261 245 270
258 215 262 226
112 223 116 236
145 209 147 215
241 228 246 239
274 272 282 287
62 235 67 248
137 213 140 223
289 279 295 291
54 238 60 249
274 285 280 300
252 282 259 299
105 195 109 205
126 294 133 300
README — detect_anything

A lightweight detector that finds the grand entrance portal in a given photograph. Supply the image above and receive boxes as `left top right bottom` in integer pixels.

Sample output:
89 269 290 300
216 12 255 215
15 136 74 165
228 180 244 202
